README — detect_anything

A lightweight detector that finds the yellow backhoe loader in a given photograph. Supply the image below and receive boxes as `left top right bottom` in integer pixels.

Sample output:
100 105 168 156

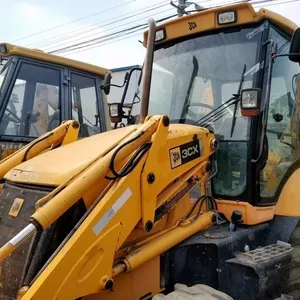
0 2 300 300
0 43 111 160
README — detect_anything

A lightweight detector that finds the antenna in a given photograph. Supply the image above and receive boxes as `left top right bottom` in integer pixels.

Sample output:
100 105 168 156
170 0 205 16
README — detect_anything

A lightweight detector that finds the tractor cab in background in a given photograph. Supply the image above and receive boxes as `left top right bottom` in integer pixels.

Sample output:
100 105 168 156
0 43 111 159
101 65 142 128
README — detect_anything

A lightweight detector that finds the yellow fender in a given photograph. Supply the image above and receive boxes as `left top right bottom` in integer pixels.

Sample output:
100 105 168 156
275 168 300 216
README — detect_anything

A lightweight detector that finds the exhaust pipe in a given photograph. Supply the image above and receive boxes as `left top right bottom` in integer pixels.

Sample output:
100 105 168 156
140 18 156 123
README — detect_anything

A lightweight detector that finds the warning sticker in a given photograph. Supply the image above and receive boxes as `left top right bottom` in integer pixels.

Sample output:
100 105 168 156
9 198 24 217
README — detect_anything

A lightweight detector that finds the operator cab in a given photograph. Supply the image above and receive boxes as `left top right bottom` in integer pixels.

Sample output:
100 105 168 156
0 43 110 159
147 13 300 206
146 7 300 207
147 20 262 200
111 3 300 212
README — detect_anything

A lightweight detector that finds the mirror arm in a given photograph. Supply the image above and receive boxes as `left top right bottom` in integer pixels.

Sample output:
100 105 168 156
120 67 142 107
273 53 300 59
101 82 127 90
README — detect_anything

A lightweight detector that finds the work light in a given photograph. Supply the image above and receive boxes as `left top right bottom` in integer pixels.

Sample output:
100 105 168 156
155 29 166 42
217 11 237 25
109 103 122 118
240 88 261 117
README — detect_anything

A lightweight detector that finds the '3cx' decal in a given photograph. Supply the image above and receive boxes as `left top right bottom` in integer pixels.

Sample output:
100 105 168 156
169 139 203 169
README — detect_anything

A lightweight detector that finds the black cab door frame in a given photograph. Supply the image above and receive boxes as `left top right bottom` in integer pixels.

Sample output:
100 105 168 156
0 56 65 143
66 68 107 135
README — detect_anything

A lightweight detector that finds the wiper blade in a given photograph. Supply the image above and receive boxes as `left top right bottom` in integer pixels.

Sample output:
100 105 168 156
193 64 247 134
180 55 199 122
201 106 235 128
193 95 236 126
230 64 246 137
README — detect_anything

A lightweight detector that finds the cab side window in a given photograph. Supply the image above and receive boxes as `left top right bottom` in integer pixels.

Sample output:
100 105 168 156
260 26 300 200
0 62 61 137
71 73 100 138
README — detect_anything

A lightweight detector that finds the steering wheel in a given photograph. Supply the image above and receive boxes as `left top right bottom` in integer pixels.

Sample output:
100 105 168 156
185 102 214 120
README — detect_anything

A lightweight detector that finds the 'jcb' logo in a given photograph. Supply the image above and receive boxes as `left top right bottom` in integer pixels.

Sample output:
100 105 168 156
182 145 199 159
172 152 180 163
169 147 182 169
188 22 197 31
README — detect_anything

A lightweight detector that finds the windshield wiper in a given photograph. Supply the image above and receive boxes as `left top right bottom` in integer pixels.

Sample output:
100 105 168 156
180 55 199 122
193 64 247 132
230 64 246 137
193 95 237 127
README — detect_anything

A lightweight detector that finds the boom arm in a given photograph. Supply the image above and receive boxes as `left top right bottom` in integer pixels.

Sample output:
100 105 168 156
0 115 216 300
0 120 80 181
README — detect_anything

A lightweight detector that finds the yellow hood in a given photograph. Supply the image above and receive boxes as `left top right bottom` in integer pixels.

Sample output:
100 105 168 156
4 125 139 187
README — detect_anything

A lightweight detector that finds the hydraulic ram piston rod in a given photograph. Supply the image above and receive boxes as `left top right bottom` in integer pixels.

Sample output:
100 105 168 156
113 211 215 276
0 224 36 262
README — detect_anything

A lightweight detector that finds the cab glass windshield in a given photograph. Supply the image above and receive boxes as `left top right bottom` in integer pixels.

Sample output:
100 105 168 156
148 24 264 196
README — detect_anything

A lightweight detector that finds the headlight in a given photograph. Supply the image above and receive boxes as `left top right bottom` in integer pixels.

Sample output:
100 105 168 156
241 89 260 109
217 11 237 25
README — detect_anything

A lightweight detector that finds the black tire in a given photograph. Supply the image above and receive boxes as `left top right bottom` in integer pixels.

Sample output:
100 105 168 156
286 222 300 299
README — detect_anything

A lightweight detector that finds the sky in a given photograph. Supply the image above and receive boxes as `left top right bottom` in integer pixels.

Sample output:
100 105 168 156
0 0 299 70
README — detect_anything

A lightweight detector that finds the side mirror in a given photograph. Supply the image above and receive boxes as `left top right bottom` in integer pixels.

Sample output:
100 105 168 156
289 28 300 62
109 102 123 123
102 72 112 95
240 88 261 117
273 113 283 122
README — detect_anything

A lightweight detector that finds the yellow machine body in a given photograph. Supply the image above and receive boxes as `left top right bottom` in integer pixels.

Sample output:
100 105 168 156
0 2 300 300
143 3 296 45
0 115 216 300
0 43 108 82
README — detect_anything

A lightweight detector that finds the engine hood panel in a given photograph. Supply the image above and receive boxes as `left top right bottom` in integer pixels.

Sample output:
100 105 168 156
3 123 211 187
4 126 139 186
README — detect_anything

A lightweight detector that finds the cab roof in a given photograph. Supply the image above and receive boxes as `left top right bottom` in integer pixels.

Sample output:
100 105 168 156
0 43 108 76
143 2 298 46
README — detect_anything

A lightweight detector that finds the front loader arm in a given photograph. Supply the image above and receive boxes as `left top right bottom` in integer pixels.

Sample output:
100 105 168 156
0 120 80 181
0 115 216 300
22 149 149 299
